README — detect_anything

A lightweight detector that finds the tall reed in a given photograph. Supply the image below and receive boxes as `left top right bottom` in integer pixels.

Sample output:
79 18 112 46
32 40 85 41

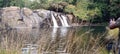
0 28 108 54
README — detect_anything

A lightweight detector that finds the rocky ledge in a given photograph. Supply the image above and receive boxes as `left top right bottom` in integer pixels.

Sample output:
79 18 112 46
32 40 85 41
0 6 78 29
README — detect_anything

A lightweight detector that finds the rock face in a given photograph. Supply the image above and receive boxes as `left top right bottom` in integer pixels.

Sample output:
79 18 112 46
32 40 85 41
0 6 51 28
2 6 21 27
0 6 78 29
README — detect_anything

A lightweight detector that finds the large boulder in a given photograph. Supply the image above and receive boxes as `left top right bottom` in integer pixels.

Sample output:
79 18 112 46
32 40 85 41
0 6 49 28
2 6 22 27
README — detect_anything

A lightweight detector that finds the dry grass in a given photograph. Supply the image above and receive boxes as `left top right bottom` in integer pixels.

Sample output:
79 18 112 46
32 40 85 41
0 28 109 54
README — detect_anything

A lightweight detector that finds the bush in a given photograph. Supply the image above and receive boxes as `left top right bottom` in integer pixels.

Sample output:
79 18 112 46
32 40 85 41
64 4 75 13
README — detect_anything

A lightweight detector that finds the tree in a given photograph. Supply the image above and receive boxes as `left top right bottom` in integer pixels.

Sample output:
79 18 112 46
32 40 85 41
93 0 120 21
0 0 3 7
64 0 101 21
108 0 120 18
10 0 25 8
0 0 119 23
0 0 25 8
64 4 75 13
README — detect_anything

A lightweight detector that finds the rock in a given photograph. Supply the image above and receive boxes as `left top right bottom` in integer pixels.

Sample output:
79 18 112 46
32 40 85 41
34 9 50 18
66 14 74 24
2 6 23 27
0 6 78 29
0 7 40 28
23 8 33 17
0 22 6 30
1 6 35 28
0 6 51 29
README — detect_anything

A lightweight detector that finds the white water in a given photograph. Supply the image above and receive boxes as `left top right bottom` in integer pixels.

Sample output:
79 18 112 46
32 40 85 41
51 12 59 27
60 27 68 37
58 15 65 26
61 15 69 27
51 27 58 41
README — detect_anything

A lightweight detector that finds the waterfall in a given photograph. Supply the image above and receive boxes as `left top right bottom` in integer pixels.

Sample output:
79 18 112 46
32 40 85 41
51 11 70 27
51 12 59 27
58 15 65 26
60 15 69 27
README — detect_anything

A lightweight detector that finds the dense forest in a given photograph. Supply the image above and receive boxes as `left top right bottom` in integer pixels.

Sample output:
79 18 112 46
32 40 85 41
0 0 120 23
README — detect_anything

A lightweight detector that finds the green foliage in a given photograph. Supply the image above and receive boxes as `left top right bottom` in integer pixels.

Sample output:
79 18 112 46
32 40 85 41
0 0 119 22
0 0 2 5
29 1 41 9
28 0 50 9
64 5 75 13
93 0 120 21
64 0 74 4
10 0 25 8
0 0 3 7
74 1 90 20
0 0 25 8
64 0 101 20
0 0 10 7
108 0 120 18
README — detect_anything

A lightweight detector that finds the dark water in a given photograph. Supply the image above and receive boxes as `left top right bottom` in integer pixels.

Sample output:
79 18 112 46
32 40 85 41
0 26 107 54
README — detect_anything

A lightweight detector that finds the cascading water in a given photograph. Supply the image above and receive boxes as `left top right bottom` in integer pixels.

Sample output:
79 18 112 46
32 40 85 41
60 15 69 27
58 15 65 26
51 12 70 53
51 12 59 27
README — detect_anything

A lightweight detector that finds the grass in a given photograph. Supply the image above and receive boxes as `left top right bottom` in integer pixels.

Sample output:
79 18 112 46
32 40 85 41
0 28 111 54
